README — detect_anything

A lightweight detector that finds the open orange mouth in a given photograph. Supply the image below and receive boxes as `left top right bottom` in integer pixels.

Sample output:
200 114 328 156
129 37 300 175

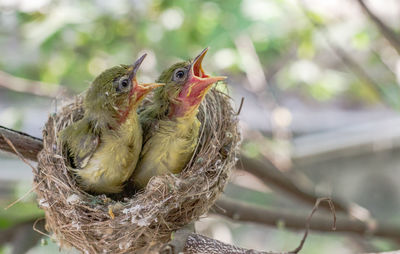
192 48 210 79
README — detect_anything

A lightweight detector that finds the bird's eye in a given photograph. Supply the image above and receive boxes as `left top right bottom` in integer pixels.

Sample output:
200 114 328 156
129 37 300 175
176 71 184 79
121 79 129 88
173 69 187 81
117 78 130 92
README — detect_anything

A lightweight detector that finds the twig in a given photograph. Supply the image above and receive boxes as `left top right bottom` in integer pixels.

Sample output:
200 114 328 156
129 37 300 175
289 198 336 254
187 197 336 254
214 196 400 240
1 134 36 171
238 154 350 214
363 251 400 254
355 0 400 55
0 125 43 161
4 183 38 210
184 233 270 254
0 218 46 254
2 134 44 209
235 97 245 115
32 218 51 238
160 223 195 254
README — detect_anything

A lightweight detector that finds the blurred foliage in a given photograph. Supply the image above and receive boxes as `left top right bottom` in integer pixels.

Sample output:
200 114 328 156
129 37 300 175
0 202 43 229
0 181 43 230
1 0 400 253
1 0 400 105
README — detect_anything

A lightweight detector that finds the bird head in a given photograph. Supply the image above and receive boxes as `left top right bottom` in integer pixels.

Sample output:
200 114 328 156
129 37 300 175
155 48 226 118
84 54 163 126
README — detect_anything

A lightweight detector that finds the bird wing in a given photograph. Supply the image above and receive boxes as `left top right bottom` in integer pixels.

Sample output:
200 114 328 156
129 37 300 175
59 118 100 169
73 132 100 168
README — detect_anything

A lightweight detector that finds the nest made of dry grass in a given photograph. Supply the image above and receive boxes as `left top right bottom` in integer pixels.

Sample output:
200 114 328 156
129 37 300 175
34 88 241 253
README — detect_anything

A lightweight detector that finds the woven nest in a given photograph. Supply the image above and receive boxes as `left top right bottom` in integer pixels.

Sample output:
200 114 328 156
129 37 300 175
34 88 241 253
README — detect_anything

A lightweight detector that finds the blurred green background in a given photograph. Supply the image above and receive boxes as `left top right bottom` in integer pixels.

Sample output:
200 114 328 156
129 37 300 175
1 0 400 253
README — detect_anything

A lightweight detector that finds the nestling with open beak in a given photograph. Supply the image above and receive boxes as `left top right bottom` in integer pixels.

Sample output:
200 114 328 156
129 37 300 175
131 48 226 189
59 54 164 194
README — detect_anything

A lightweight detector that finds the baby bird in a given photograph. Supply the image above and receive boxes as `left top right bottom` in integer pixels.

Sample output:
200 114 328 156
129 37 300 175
131 48 226 189
59 54 163 194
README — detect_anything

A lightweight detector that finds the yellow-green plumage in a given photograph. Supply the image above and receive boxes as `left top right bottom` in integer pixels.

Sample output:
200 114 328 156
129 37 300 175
59 57 155 194
132 113 200 188
67 111 142 193
131 49 225 189
139 61 189 137
132 62 198 188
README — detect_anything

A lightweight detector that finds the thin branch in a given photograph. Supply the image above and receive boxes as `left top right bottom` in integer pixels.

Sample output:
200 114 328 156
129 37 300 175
235 97 245 116
238 154 350 214
193 197 335 254
0 70 69 98
363 251 400 254
355 0 400 55
184 233 270 254
290 197 336 254
160 223 195 254
2 134 36 171
214 196 400 240
0 125 43 161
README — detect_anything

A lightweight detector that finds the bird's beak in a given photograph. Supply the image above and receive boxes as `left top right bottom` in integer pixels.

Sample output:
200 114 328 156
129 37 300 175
186 48 226 98
127 53 164 102
129 53 147 83
133 82 164 102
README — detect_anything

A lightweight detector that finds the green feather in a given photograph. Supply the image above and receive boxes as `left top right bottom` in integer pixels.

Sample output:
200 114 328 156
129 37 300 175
139 61 190 137
59 64 143 194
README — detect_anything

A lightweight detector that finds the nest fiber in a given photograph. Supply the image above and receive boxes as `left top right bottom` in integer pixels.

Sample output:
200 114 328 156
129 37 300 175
34 88 240 253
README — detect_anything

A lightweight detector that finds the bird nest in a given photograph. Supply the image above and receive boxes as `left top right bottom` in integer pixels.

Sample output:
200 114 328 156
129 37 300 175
34 88 241 253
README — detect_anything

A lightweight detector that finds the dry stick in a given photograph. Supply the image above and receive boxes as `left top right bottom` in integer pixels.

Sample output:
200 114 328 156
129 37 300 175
184 233 270 254
288 197 336 254
235 97 245 115
364 250 400 254
355 0 400 55
32 218 51 238
238 154 349 214
1 134 37 171
214 197 400 240
1 134 43 210
187 198 336 254
0 125 43 161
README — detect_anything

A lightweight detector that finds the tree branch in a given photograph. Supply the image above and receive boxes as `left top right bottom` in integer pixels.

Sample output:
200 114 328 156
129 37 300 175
355 0 400 55
0 125 43 161
237 155 350 213
0 218 45 254
184 233 270 254
214 196 400 240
